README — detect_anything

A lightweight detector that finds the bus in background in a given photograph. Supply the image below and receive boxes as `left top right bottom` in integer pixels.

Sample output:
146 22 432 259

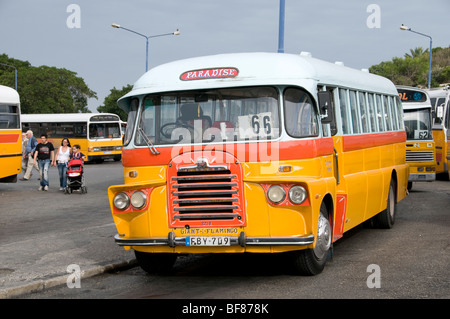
21 113 123 163
426 86 449 179
397 86 435 190
0 85 22 182
108 52 408 275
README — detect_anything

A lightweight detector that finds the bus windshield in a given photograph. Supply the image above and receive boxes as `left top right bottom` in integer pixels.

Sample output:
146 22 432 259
89 123 121 139
403 108 432 140
0 104 20 129
136 86 280 145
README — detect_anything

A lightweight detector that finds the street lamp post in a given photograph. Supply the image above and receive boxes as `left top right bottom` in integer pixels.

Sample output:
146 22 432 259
400 24 433 89
278 0 286 53
111 23 180 72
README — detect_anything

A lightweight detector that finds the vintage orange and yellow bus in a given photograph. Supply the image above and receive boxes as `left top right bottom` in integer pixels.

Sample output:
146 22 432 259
108 52 409 275
21 113 123 163
426 86 450 179
397 86 436 190
0 85 22 183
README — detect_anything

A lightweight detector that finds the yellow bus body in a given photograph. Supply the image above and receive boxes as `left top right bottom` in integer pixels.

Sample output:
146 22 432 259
433 129 447 174
0 129 22 181
406 140 436 180
108 53 409 274
0 85 21 183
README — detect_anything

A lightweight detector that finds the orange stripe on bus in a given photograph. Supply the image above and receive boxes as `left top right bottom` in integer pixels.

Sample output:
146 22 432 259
0 134 20 144
122 138 335 167
342 131 406 152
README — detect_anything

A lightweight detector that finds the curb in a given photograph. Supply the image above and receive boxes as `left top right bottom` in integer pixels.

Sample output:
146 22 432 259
0 259 137 299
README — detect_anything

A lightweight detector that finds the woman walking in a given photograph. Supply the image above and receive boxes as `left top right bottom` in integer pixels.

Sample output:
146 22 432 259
53 138 72 191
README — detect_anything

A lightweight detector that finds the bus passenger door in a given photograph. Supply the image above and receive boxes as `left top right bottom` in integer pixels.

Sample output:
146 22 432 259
319 86 345 241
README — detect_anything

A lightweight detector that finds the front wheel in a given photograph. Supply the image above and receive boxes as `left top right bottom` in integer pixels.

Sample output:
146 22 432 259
290 203 331 276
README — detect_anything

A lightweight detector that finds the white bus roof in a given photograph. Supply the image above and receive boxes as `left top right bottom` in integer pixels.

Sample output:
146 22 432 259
118 52 397 110
425 86 449 99
21 113 120 123
0 85 20 104
396 85 432 110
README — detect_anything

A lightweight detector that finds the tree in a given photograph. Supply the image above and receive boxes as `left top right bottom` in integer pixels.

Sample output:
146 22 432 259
370 46 450 87
97 85 133 121
0 54 97 113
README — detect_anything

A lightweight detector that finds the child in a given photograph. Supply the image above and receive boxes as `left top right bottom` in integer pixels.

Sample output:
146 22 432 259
70 144 86 161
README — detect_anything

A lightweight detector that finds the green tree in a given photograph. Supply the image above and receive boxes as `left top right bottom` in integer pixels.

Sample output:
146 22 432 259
0 54 96 113
97 85 133 121
370 46 450 87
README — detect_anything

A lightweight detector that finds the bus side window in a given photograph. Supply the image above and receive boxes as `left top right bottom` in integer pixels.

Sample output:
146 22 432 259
339 88 351 134
395 96 404 130
358 91 369 133
367 93 378 132
375 94 385 132
383 95 392 131
389 96 399 130
349 90 360 134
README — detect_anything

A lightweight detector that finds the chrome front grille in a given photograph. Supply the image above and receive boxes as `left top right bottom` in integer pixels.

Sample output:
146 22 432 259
172 169 240 220
167 153 246 228
406 151 434 163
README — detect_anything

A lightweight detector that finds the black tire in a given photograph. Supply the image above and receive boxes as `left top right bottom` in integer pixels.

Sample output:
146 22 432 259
135 251 177 274
375 178 396 229
290 203 331 276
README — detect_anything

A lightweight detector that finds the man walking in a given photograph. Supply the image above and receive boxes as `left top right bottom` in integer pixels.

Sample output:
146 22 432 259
20 130 40 181
33 134 55 191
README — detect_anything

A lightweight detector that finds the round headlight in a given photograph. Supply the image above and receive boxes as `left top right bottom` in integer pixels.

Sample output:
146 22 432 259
130 191 147 209
288 185 307 204
267 185 286 204
113 192 130 210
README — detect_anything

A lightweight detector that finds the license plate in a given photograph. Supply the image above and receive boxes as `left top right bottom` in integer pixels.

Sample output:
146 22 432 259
186 236 231 246
104 151 112 154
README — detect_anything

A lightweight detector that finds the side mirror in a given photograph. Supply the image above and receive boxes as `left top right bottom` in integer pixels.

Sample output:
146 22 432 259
318 91 333 124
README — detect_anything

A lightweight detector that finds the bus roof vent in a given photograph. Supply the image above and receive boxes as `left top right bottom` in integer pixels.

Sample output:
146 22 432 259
335 61 344 66
361 68 369 73
300 51 312 57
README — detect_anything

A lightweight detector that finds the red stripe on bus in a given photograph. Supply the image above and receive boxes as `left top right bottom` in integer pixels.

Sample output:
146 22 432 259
0 134 20 144
342 131 406 152
122 138 335 167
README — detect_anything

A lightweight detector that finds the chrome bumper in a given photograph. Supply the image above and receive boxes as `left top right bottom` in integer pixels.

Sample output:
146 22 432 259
408 173 435 182
114 232 314 248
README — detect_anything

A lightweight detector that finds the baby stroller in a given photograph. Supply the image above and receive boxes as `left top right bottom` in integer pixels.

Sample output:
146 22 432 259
65 159 87 194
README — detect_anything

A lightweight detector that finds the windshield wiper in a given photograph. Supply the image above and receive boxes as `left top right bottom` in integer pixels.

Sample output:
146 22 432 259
138 127 160 155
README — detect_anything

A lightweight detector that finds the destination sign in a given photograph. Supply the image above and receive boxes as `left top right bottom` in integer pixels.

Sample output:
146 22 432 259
180 67 239 81
398 89 427 102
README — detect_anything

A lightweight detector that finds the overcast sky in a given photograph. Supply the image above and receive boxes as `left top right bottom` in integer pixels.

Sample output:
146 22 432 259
1 0 449 112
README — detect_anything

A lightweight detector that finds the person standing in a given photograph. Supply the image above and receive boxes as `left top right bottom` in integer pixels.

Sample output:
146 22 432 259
21 133 28 172
20 130 40 181
52 138 72 191
33 134 55 191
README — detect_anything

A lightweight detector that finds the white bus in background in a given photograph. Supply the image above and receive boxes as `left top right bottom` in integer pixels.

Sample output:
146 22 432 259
397 86 436 190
